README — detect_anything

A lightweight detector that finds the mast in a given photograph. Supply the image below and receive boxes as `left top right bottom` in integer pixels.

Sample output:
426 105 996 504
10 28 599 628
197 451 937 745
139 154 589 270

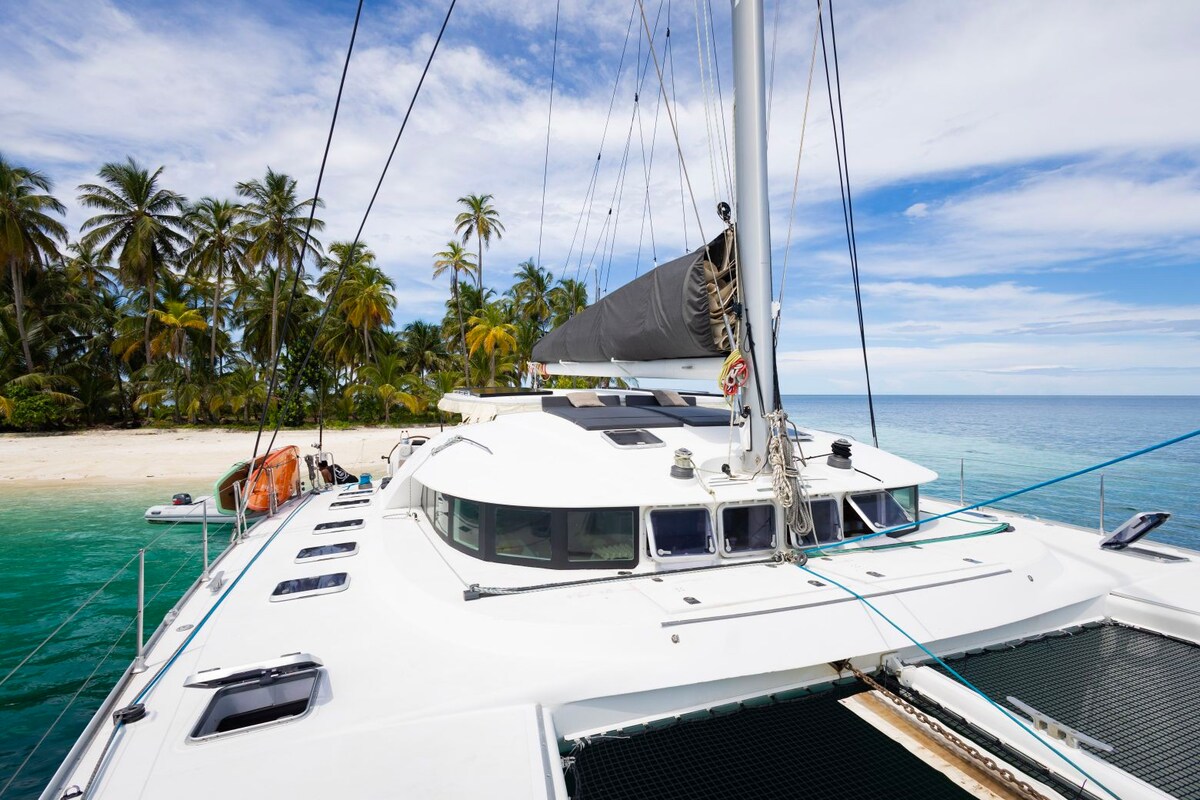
731 0 775 471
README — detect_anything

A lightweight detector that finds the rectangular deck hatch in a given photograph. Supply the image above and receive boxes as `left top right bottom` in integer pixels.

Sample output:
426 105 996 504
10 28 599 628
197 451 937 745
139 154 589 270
189 668 321 740
184 653 324 688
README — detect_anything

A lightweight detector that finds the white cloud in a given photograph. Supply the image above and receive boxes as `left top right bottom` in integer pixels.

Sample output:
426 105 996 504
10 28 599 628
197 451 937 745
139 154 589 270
2 0 1199 393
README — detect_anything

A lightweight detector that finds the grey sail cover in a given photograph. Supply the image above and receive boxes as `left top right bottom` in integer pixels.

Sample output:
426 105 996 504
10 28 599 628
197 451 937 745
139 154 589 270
533 230 736 363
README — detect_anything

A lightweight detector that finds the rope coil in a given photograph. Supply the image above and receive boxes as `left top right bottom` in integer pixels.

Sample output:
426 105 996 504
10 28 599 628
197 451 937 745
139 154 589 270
766 409 814 537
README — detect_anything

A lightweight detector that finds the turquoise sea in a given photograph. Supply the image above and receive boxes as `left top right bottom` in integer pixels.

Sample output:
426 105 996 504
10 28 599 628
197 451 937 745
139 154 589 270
1 395 1197 797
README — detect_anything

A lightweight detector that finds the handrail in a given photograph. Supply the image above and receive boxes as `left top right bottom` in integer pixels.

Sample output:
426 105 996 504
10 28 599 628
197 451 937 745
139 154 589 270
0 548 203 799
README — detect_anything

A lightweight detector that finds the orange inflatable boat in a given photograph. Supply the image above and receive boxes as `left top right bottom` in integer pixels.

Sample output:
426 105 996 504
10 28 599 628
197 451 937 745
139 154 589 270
244 445 301 513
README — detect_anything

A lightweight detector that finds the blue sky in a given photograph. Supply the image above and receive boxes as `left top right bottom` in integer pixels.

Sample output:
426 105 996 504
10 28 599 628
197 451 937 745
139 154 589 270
2 0 1198 394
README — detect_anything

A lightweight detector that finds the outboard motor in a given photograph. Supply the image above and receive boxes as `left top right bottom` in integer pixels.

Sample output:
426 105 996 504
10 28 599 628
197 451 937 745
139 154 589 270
172 493 193 506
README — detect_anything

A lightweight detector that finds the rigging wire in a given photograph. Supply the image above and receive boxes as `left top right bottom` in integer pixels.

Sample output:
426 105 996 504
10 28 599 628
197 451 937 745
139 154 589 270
536 0 562 271
261 0 456 458
692 0 722 206
568 1 638 282
776 0 823 339
703 0 735 201
251 0 364 466
637 0 707 245
665 1 688 252
819 0 878 447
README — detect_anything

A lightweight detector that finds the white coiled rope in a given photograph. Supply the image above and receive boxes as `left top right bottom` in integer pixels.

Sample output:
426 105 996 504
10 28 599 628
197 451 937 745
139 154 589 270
766 409 814 537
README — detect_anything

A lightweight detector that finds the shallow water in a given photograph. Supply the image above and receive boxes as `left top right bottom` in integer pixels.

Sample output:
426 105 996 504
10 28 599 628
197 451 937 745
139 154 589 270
1 396 1197 797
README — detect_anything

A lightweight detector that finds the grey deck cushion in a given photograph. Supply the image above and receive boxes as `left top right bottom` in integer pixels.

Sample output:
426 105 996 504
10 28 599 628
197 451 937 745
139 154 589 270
541 395 620 409
642 404 734 427
651 389 689 407
544 406 682 430
567 391 605 408
624 394 697 407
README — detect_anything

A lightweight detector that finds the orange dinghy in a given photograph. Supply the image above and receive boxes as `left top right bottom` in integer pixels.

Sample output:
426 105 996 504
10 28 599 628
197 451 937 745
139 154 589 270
244 445 301 513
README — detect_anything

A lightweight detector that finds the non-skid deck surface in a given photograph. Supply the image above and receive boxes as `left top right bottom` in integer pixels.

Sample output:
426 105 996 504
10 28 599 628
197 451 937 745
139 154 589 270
934 623 1200 799
567 685 972 800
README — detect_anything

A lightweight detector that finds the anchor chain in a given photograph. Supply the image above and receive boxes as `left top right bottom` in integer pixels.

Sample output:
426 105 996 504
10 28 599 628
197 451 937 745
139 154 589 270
836 661 1051 800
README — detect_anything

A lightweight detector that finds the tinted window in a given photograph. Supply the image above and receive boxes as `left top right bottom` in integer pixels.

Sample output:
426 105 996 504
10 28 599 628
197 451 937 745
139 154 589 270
452 497 482 551
190 670 319 740
891 487 918 521
798 499 840 546
296 542 357 560
850 491 913 532
494 505 553 561
722 505 776 553
432 491 451 537
315 518 361 532
567 509 636 562
650 509 714 556
271 573 348 596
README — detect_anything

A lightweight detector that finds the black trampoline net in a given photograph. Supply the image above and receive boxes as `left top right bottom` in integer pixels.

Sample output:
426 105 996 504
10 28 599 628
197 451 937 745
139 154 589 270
565 685 973 800
931 622 1200 800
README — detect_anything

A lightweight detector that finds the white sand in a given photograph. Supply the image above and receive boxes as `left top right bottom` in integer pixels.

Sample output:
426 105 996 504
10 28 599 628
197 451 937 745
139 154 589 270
0 426 446 486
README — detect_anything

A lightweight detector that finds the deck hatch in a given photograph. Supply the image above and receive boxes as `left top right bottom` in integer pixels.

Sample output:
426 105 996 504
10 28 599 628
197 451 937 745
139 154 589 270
330 498 370 509
295 542 359 562
189 668 321 740
314 518 363 532
270 572 349 601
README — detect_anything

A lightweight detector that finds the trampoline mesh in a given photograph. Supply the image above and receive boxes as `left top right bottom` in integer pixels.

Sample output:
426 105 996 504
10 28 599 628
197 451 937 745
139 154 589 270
932 623 1200 799
566 685 972 800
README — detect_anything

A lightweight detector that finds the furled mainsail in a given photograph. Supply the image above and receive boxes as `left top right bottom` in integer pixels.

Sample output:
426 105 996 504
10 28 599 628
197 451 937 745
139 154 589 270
532 229 736 364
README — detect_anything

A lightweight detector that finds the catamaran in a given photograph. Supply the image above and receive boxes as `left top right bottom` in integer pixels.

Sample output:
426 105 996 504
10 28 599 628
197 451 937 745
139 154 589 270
38 1 1199 799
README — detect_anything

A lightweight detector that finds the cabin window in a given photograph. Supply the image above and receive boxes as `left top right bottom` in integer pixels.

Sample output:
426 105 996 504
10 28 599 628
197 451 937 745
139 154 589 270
795 498 841 547
495 505 553 562
270 573 349 601
567 509 637 563
416 484 638 569
649 508 715 557
602 429 664 448
845 491 915 536
432 491 451 537
451 497 482 551
891 486 919 521
295 542 358 562
721 504 777 554
190 669 320 740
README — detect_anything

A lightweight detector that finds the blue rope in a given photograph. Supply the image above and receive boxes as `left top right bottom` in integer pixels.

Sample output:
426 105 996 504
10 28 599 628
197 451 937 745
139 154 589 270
798 562 1120 800
817 426 1200 551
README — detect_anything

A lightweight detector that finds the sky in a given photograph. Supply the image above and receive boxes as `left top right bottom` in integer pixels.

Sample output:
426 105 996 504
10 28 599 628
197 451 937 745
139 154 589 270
2 0 1198 395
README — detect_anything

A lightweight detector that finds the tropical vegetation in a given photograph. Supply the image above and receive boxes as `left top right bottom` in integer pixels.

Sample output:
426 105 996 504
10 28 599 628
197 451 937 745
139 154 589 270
0 153 592 431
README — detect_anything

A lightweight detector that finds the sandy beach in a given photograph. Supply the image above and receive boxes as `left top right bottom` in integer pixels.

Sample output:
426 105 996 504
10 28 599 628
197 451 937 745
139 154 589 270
0 425 446 486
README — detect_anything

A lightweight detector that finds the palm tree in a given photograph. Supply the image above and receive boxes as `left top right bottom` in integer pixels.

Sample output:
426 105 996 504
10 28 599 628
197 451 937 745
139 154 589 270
149 299 207 377
401 320 447 377
237 168 323 364
185 198 249 369
549 277 589 328
356 352 422 424
432 241 477 386
65 241 115 292
511 259 553 327
454 193 504 291
0 155 68 373
339 264 395 364
78 157 188 366
466 301 517 387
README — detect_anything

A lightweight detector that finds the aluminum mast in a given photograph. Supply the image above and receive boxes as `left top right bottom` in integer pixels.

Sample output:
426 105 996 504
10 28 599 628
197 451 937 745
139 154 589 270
731 0 776 471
